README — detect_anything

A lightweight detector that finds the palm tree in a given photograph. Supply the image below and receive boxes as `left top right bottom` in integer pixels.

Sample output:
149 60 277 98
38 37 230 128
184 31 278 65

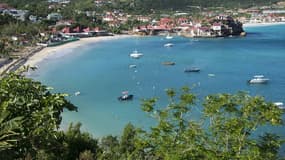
0 106 22 151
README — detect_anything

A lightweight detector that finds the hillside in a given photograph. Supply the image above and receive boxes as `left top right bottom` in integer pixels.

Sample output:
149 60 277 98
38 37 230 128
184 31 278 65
0 0 281 10
116 0 280 10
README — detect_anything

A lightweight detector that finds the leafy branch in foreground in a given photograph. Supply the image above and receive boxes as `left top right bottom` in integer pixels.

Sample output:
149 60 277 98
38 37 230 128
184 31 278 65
0 70 77 159
0 107 22 151
131 87 284 160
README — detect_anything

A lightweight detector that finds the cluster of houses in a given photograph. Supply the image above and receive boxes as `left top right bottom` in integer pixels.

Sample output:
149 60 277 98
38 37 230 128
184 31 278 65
0 3 28 21
246 9 285 24
132 15 245 37
0 2 63 23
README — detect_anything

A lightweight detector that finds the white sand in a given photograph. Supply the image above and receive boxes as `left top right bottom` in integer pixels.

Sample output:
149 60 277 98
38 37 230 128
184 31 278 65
243 22 285 27
24 35 134 67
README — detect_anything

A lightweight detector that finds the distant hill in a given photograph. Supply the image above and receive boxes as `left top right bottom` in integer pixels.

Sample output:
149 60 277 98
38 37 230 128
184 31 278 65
0 0 46 8
117 0 280 9
0 0 280 11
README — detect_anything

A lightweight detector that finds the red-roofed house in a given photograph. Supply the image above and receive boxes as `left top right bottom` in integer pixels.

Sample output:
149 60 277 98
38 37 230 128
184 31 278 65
83 27 90 32
72 26 80 33
61 27 70 33
197 27 211 37
212 22 221 31
159 18 173 26
212 22 222 36
177 18 189 25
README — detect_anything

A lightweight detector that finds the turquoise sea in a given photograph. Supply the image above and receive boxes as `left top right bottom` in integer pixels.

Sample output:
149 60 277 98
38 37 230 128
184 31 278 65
29 25 285 142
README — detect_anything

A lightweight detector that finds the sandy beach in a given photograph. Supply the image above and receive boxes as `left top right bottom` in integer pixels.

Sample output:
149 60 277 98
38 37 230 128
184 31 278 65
243 22 285 27
24 34 134 68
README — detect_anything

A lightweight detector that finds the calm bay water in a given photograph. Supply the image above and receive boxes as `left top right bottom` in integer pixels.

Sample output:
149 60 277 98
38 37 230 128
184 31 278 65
29 25 285 139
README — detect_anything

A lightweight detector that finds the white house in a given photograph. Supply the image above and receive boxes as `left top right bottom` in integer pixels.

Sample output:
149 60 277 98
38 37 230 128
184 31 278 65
47 13 62 21
212 22 221 31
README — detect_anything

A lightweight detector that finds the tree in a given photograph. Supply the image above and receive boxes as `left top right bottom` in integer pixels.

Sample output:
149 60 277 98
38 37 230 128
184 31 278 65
79 150 95 160
0 14 16 26
203 91 283 159
99 135 120 160
130 87 284 159
0 107 22 151
0 39 9 57
0 69 77 159
120 123 137 158
62 122 99 160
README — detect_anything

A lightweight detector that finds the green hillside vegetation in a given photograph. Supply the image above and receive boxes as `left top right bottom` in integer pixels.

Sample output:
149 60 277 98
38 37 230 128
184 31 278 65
114 0 280 11
0 70 284 159
0 0 281 12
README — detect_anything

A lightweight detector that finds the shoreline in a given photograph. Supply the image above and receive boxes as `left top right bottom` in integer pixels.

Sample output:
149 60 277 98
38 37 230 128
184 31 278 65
1 21 284 75
243 22 285 27
23 34 134 68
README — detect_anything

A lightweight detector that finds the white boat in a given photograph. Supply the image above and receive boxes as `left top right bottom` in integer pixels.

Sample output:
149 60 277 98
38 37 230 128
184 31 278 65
130 50 143 59
165 34 173 39
248 75 269 84
164 43 174 47
129 64 137 68
274 102 285 110
74 91 80 96
208 74 215 77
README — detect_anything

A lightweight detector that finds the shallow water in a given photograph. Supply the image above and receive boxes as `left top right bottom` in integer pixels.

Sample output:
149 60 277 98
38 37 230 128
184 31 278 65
29 25 285 143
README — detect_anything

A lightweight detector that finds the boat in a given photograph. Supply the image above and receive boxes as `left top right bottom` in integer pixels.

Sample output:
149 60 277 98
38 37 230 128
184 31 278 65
74 91 80 96
208 74 215 77
162 61 175 65
165 34 173 39
248 75 269 84
130 50 143 59
184 67 200 72
118 91 134 101
274 102 285 110
164 43 174 47
129 64 137 68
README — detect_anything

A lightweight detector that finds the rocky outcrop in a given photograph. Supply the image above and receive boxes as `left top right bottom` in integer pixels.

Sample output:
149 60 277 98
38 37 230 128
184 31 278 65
211 16 245 37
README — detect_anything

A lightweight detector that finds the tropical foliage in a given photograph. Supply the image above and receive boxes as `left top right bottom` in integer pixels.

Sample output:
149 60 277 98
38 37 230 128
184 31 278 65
112 0 280 11
0 108 22 151
126 87 284 159
0 69 77 159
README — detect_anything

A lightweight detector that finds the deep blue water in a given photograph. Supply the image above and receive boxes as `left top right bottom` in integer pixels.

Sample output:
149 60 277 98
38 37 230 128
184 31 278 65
29 25 285 142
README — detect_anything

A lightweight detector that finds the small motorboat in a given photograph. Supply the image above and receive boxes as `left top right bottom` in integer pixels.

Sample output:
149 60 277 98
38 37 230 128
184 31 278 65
248 75 269 84
165 34 173 39
129 64 137 68
130 50 143 59
184 67 200 72
162 61 175 66
274 102 285 110
118 94 134 101
74 91 80 96
164 43 174 47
